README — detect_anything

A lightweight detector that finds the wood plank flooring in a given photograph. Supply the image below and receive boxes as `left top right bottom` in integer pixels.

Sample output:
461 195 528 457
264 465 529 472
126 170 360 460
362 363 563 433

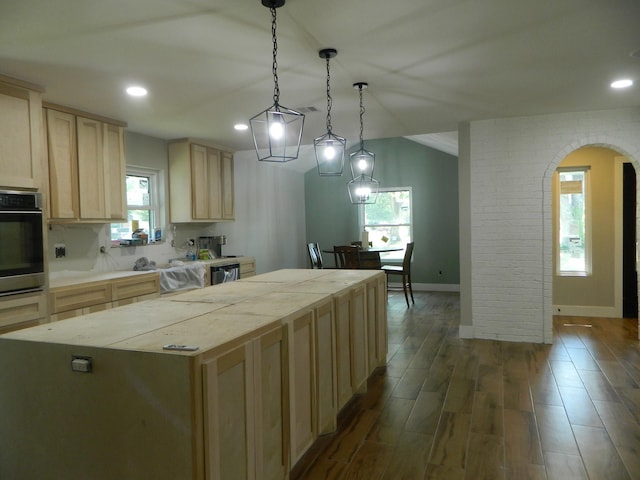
293 291 640 480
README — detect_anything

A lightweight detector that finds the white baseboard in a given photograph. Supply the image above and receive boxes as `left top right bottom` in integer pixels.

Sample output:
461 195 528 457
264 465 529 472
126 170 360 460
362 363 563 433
387 282 460 292
553 304 620 318
459 325 474 338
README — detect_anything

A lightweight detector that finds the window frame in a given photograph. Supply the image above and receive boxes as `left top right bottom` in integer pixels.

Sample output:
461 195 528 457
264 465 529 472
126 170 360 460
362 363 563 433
358 186 413 261
110 166 161 243
555 166 592 276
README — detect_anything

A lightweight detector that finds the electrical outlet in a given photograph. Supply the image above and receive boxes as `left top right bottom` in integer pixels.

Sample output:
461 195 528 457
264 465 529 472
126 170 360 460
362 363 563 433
54 244 66 258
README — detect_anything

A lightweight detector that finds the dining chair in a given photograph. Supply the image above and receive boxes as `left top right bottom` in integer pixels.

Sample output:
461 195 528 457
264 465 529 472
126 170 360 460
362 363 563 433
381 242 415 307
307 242 324 269
333 245 361 269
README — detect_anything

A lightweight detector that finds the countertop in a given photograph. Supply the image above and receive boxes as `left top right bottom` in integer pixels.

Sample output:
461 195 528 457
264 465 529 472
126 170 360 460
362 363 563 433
49 256 255 289
7 268 383 356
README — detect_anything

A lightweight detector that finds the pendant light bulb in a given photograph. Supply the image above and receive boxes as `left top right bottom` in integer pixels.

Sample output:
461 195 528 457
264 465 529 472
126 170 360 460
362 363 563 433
269 117 284 139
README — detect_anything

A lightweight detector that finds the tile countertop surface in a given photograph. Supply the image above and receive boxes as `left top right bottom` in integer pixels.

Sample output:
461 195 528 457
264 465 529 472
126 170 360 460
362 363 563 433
48 256 254 289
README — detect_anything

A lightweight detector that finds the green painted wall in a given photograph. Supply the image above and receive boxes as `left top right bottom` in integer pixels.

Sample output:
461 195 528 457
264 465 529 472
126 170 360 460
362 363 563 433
304 137 460 285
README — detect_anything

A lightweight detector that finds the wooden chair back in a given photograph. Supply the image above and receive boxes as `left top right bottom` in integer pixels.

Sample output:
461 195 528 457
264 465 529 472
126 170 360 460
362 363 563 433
307 243 323 269
333 245 361 269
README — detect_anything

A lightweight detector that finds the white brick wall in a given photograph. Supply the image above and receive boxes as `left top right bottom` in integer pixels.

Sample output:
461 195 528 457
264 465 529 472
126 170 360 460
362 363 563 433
465 107 640 343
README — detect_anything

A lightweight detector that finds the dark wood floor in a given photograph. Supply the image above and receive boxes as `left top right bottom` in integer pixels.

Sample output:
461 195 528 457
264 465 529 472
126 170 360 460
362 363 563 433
293 291 640 480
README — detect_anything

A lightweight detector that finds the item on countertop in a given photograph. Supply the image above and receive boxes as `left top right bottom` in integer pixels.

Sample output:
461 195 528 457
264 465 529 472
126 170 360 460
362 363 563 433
198 249 213 260
186 239 197 261
133 256 156 271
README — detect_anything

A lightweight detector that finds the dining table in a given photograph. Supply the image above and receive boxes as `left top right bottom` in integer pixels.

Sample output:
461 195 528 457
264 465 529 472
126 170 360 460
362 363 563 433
323 246 402 269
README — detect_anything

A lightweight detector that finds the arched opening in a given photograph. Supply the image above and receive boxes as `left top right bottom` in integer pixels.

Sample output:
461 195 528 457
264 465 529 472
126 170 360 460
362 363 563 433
543 143 640 341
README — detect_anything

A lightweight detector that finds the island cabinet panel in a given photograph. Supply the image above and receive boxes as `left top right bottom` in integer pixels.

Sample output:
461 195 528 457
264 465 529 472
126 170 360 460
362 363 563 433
366 275 388 372
315 299 337 434
203 324 288 480
0 78 44 190
334 289 353 409
0 340 198 480
287 310 316 465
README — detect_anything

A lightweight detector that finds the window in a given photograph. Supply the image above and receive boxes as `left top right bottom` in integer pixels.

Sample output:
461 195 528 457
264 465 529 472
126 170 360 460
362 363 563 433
557 167 591 275
110 167 160 242
360 187 412 261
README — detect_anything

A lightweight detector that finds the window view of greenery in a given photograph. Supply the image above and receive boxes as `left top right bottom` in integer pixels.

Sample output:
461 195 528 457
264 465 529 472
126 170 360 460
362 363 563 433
362 188 412 260
110 174 155 242
558 170 586 273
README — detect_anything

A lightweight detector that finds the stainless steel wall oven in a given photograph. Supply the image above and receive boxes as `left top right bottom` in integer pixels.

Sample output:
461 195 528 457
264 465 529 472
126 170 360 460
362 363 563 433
0 190 45 295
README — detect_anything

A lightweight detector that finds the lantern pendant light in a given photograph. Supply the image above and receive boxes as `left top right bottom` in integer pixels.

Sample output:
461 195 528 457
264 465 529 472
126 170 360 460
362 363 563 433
250 0 305 162
347 81 379 204
349 82 375 178
314 48 346 176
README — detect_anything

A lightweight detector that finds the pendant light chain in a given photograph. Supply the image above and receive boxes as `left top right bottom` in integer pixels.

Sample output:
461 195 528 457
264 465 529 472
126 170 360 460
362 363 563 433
325 56 333 132
271 6 280 107
358 84 365 150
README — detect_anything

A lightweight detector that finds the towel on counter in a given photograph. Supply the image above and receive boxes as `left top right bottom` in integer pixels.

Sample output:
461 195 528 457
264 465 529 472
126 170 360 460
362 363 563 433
133 257 157 271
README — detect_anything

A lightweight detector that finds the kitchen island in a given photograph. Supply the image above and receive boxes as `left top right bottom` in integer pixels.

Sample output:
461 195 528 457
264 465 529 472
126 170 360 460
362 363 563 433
0 268 387 480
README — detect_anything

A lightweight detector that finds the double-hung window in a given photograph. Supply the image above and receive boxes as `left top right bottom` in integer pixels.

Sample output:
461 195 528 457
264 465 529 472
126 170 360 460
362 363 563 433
556 167 591 275
110 166 160 242
359 187 412 261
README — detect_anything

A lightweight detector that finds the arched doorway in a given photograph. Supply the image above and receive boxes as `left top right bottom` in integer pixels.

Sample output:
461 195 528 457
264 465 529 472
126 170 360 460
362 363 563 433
544 144 640 341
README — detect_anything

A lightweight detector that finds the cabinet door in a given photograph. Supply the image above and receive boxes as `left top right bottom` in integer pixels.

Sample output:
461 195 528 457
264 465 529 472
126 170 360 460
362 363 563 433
190 144 210 220
103 123 126 220
0 82 41 189
288 310 315 464
207 147 223 220
366 276 387 373
77 116 106 219
203 343 255 480
315 299 337 434
350 285 368 395
334 290 352 409
221 150 235 219
46 109 78 219
256 326 288 480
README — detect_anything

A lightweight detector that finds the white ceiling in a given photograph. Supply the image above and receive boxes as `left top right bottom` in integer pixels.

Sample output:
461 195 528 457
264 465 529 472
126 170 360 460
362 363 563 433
1 0 639 156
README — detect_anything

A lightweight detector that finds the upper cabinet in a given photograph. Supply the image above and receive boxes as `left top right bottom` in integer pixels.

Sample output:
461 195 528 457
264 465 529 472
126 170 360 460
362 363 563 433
0 75 45 190
45 106 127 223
168 139 234 223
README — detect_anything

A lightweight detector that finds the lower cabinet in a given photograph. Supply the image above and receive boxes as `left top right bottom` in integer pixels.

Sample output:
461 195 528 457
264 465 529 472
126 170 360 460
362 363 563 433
0 291 47 334
203 325 287 480
335 284 368 410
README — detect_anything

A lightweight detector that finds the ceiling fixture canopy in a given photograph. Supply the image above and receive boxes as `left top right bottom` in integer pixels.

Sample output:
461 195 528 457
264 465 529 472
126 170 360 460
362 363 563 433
314 48 346 176
348 81 379 204
249 0 305 162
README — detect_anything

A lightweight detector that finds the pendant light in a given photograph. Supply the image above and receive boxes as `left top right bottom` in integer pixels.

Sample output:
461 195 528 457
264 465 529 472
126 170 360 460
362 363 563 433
250 0 305 162
347 81 379 204
349 82 375 178
314 48 346 176
347 174 380 204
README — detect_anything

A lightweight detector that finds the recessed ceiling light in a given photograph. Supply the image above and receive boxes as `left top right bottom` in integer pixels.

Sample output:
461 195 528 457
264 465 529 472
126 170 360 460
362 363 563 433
126 85 148 97
611 79 633 89
234 123 249 131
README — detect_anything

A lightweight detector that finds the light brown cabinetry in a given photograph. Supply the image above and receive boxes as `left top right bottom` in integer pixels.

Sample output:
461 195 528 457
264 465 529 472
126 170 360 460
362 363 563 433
0 291 47 334
45 106 126 222
49 272 160 321
0 75 45 190
169 139 234 223
0 270 386 480
203 324 288 480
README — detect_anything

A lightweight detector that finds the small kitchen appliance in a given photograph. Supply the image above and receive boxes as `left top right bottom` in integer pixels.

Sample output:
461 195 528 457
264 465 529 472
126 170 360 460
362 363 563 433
198 235 226 258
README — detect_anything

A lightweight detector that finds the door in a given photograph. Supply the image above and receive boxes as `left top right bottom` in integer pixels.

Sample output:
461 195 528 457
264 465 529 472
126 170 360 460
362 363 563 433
622 162 638 318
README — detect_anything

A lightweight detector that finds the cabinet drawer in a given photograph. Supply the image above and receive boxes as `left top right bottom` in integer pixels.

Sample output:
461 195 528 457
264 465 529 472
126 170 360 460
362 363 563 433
0 291 47 329
239 262 255 276
111 274 160 301
50 282 111 314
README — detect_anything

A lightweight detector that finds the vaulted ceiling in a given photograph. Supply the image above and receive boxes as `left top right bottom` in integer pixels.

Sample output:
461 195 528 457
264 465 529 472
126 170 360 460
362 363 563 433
1 0 639 155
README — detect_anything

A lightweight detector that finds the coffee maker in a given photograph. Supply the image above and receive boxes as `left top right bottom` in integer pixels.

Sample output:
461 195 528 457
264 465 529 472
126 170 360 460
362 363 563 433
198 235 226 258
